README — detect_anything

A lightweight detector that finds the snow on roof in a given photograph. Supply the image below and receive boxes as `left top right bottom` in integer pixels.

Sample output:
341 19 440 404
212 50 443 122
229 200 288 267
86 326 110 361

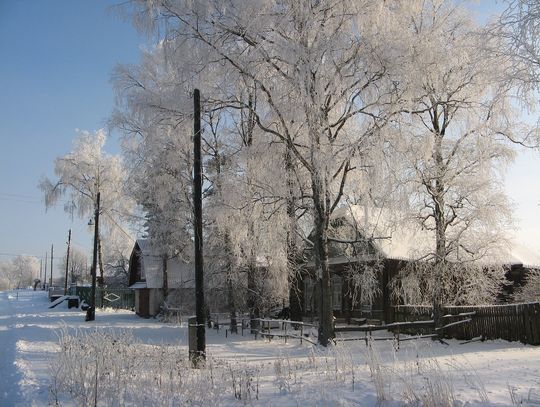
505 241 540 268
134 239 194 289
331 205 540 266
129 281 147 289
331 205 433 261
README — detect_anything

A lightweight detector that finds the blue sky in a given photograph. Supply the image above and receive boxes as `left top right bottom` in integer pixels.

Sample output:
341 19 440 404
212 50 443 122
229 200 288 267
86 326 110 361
0 1 538 278
0 0 147 275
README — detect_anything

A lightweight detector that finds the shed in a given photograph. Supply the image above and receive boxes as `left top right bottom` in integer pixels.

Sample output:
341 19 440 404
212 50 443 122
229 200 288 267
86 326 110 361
128 239 194 317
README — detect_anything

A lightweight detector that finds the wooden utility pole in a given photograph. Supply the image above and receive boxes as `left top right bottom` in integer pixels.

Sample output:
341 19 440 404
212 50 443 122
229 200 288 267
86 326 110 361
86 192 100 322
64 229 71 295
39 259 42 287
50 244 53 287
192 88 206 364
44 252 48 290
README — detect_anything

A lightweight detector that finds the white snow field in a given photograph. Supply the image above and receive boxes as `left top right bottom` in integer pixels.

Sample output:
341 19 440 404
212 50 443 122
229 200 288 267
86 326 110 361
1 289 540 406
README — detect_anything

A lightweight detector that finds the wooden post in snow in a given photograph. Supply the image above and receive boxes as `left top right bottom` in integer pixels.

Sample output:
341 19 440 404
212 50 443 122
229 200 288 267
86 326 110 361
44 252 48 290
192 88 206 365
86 192 100 322
64 229 71 295
50 244 53 287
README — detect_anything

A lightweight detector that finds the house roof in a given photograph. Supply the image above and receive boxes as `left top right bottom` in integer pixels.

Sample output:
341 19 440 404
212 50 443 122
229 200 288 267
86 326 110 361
505 242 540 268
329 205 540 267
129 281 147 289
330 205 432 261
131 239 194 289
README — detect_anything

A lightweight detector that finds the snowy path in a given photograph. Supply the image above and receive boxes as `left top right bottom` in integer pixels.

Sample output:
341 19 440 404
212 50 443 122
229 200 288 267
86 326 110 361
0 290 56 405
1 289 540 406
0 290 24 402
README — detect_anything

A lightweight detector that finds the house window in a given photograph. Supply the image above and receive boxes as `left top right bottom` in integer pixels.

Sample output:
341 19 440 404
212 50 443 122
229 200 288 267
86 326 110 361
304 277 342 312
332 275 342 311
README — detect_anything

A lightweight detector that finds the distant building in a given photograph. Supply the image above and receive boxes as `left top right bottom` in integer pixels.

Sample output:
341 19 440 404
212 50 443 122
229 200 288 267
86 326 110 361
128 239 229 318
128 240 195 317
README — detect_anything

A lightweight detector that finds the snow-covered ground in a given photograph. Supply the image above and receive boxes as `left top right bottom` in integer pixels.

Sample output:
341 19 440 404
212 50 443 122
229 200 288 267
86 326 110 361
1 289 540 406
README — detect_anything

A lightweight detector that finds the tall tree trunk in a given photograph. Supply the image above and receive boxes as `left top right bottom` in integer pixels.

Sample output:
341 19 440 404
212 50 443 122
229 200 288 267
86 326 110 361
228 278 238 334
241 83 260 334
162 255 168 299
312 173 333 346
247 258 260 333
224 233 238 334
285 148 303 324
432 122 446 329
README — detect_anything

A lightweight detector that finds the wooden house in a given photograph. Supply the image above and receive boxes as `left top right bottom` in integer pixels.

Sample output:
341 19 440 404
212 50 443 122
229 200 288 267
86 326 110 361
292 206 540 324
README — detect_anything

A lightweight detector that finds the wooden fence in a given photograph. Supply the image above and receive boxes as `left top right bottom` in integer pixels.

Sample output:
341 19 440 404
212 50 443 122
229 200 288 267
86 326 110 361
391 303 540 345
76 287 135 310
254 318 318 345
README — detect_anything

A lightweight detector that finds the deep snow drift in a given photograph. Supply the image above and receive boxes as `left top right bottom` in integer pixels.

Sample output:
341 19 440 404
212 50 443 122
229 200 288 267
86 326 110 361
1 289 539 406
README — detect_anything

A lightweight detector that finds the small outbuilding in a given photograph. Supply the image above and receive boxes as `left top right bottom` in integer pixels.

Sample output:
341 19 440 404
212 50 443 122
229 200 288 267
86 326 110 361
128 239 195 318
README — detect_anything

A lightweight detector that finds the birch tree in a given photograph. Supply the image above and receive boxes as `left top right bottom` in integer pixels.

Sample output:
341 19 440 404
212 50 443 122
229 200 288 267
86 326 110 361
128 0 399 345
493 1 540 110
39 129 133 284
388 0 518 319
113 36 304 326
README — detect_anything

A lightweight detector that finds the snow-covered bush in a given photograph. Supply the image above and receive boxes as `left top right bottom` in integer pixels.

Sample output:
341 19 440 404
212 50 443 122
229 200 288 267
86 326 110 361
49 327 223 406
392 261 507 306
48 324 505 406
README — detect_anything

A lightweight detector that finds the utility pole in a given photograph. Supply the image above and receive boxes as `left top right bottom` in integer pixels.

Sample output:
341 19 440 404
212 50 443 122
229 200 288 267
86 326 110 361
192 88 206 365
50 244 53 287
44 252 48 290
39 259 42 287
86 192 100 322
64 229 71 295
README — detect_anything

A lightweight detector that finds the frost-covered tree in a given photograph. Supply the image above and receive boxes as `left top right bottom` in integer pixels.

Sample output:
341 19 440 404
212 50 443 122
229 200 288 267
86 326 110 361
386 0 519 319
112 43 196 299
124 125 193 297
488 0 540 299
113 36 304 328
63 247 88 285
129 0 400 346
492 1 540 112
101 228 133 286
0 255 39 290
0 262 10 290
39 130 134 284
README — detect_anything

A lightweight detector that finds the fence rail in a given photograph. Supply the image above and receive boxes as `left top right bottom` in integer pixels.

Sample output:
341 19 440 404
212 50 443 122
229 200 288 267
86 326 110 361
75 287 135 310
254 318 318 344
392 302 540 345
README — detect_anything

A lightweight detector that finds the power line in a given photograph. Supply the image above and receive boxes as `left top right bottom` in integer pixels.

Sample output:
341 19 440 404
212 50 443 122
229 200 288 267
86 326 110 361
0 252 75 262
0 193 42 200
0 252 42 259
0 192 80 206
102 210 136 243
